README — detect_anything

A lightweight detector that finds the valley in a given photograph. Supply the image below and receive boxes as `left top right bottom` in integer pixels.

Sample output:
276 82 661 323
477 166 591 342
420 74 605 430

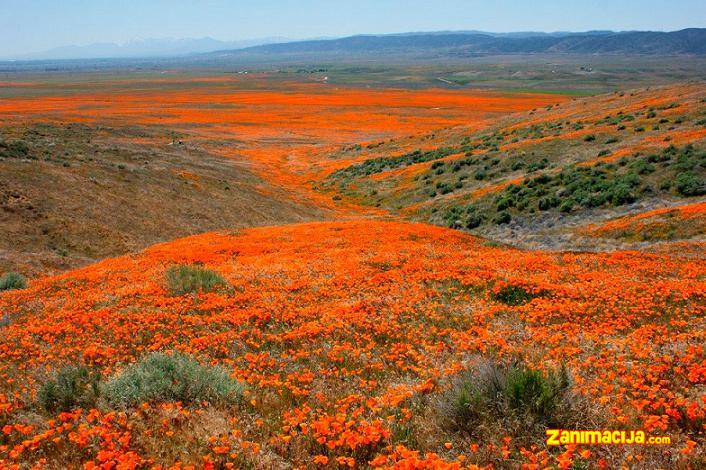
0 65 704 468
0 73 564 275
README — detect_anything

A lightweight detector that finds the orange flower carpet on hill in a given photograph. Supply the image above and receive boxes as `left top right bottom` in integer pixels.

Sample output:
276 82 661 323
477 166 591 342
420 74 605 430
0 221 703 468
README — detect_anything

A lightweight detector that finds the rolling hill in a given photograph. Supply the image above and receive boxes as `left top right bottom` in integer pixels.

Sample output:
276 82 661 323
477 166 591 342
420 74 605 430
0 122 325 277
224 29 706 58
0 220 703 468
0 71 704 468
322 83 706 250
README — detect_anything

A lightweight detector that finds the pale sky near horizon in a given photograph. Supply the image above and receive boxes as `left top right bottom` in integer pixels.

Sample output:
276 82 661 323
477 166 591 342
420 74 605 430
2 0 705 57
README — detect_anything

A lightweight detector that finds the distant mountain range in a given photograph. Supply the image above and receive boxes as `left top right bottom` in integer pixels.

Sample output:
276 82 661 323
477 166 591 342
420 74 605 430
10 37 290 60
219 29 706 57
4 29 705 63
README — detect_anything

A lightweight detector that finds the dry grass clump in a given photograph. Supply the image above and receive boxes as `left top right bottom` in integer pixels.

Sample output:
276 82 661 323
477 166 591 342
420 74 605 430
437 359 601 445
166 265 227 296
38 365 101 412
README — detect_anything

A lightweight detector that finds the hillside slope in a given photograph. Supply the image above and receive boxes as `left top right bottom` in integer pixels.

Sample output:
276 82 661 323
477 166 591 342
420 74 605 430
0 122 324 277
0 221 703 467
226 29 706 57
322 83 706 249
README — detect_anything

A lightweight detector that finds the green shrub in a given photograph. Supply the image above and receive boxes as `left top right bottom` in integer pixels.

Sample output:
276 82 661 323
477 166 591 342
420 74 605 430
0 140 31 159
0 272 27 291
559 199 575 213
630 159 655 175
38 366 101 412
526 159 549 172
330 147 457 178
102 352 245 408
494 211 511 225
166 265 226 296
537 197 558 211
442 360 590 440
587 193 608 208
610 184 636 205
675 172 705 197
504 365 568 416
495 196 513 211
436 182 454 195
465 214 483 229
491 284 540 306
448 369 497 430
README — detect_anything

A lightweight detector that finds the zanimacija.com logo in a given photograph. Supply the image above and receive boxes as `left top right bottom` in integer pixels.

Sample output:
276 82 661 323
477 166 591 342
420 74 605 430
546 429 671 446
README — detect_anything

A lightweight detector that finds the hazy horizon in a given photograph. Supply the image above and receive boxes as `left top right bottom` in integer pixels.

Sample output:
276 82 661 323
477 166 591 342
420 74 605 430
3 0 705 59
3 29 695 61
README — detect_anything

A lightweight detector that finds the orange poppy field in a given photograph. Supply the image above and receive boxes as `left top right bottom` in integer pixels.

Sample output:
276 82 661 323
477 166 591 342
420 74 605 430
0 73 704 469
0 75 564 214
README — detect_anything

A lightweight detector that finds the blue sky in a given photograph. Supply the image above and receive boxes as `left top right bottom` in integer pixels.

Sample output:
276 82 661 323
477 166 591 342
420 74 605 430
2 0 705 57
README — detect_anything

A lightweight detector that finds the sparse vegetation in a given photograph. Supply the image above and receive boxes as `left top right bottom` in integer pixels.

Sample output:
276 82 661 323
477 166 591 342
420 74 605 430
322 83 705 254
439 145 705 230
0 140 31 159
0 121 324 278
331 147 458 179
166 264 227 296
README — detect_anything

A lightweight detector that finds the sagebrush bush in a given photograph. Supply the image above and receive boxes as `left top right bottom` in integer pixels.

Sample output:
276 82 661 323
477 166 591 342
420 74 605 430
38 365 101 412
0 272 27 291
166 264 226 296
442 360 596 442
102 352 244 408
675 172 705 197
